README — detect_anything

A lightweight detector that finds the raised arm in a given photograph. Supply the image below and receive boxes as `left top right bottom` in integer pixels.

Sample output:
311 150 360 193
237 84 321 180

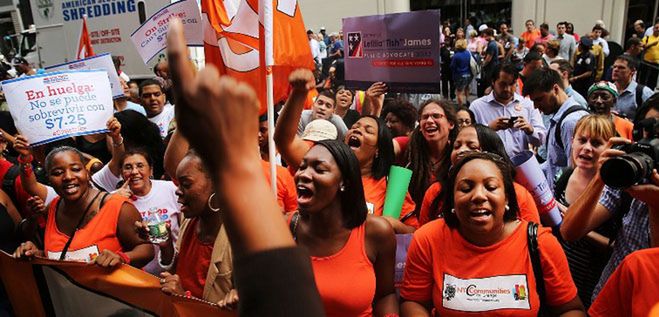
163 129 189 180
106 116 126 176
14 135 49 200
273 69 315 170
361 82 386 117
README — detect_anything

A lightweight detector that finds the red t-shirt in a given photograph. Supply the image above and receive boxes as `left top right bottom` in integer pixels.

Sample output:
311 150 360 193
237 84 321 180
589 248 659 317
0 159 32 218
362 176 418 228
419 182 540 226
613 116 633 140
261 160 298 213
401 219 577 316
177 218 214 299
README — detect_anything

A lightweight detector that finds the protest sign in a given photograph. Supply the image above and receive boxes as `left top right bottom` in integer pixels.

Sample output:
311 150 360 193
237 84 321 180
343 10 441 93
1 70 113 146
46 53 123 99
131 0 203 64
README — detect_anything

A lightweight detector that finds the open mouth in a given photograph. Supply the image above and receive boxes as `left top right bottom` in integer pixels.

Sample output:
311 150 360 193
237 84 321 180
470 209 493 222
347 135 362 149
296 185 314 205
577 154 593 161
424 125 439 134
63 183 79 195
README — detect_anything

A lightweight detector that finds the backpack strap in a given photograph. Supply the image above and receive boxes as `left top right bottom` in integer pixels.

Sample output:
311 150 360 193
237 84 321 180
527 222 548 315
552 105 586 150
2 165 20 207
635 83 646 111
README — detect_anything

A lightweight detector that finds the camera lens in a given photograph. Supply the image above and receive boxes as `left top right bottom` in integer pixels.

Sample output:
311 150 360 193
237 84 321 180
600 152 653 189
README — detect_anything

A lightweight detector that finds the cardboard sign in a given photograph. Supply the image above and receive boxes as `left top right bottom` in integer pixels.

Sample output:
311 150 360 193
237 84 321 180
131 0 203 64
343 10 441 93
46 53 123 99
2 70 113 146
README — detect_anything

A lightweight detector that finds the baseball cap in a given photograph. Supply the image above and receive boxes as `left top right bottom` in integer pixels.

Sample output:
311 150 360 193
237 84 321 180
320 26 326 31
478 24 489 32
302 119 338 142
587 81 619 98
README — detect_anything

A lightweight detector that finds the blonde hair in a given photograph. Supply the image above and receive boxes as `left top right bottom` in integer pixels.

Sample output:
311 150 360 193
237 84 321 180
468 30 478 38
455 39 468 50
570 115 616 165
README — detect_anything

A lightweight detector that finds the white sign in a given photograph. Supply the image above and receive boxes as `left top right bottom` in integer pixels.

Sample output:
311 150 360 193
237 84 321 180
130 0 203 64
1 70 114 146
442 273 531 312
46 53 123 99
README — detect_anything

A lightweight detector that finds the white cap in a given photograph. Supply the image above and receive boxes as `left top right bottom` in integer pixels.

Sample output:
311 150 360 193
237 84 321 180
302 119 338 142
478 24 489 32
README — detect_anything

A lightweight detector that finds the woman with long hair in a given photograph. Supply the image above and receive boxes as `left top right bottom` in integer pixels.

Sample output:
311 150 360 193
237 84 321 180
275 70 418 233
406 99 457 217
290 140 397 316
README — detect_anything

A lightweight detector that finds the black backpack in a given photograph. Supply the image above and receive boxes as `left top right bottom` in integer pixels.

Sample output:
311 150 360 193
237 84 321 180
635 83 646 114
551 105 588 150
1 165 19 207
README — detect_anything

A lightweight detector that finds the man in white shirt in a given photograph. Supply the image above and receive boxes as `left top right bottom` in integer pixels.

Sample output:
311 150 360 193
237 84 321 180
139 79 174 138
592 25 610 57
307 30 321 65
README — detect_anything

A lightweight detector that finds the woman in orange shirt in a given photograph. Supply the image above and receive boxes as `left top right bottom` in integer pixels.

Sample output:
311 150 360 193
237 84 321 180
275 69 418 233
13 146 153 267
290 139 397 317
419 124 540 225
401 152 585 316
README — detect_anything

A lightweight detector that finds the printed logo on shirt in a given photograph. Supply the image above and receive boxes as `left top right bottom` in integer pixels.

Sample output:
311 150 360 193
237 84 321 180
47 245 100 263
366 202 374 215
442 273 531 312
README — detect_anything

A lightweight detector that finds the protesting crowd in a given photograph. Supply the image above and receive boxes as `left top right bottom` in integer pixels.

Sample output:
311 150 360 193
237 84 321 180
0 5 658 317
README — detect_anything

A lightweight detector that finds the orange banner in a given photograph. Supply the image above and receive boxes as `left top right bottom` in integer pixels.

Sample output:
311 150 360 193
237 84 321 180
0 252 234 317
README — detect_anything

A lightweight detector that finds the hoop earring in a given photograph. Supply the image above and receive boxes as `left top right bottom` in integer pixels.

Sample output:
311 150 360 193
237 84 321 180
450 208 455 214
208 193 220 213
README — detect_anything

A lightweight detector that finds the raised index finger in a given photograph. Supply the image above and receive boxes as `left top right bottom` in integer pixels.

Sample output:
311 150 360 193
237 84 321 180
167 19 194 104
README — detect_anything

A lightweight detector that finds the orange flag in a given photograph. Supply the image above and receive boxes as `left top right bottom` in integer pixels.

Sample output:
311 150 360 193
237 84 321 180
76 15 95 60
201 0 315 113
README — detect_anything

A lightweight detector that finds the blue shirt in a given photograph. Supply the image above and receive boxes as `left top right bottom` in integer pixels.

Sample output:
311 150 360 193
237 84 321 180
449 50 471 77
614 81 654 119
541 97 588 190
565 85 588 108
593 186 649 300
471 92 546 158
115 101 146 116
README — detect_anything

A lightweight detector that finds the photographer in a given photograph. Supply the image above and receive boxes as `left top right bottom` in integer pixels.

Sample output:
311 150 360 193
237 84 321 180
560 93 659 303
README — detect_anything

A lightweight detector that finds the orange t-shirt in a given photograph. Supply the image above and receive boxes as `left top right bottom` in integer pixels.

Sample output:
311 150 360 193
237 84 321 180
613 115 633 140
311 222 375 317
44 195 125 262
261 160 298 213
362 176 418 228
419 182 540 226
176 217 214 298
520 29 541 49
589 248 659 317
401 220 577 316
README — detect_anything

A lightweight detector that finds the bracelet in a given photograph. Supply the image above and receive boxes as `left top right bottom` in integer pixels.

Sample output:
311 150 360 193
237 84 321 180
113 137 124 147
17 154 33 164
116 251 131 264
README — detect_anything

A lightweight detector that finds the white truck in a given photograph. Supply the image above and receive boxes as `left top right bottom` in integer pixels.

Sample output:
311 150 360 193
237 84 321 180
19 0 172 79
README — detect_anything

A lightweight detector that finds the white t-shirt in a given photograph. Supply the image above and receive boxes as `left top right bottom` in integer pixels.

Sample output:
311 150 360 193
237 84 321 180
92 165 181 274
149 104 175 138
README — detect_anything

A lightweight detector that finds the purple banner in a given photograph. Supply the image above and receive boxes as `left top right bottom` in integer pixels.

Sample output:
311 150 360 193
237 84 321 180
342 10 441 93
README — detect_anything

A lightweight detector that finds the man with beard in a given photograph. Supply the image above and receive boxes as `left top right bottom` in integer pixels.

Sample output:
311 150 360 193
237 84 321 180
524 68 589 190
139 79 174 139
586 81 633 140
470 63 546 158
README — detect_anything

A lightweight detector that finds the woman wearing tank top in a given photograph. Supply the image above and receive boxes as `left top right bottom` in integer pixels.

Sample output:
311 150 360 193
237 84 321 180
13 146 153 267
289 140 397 317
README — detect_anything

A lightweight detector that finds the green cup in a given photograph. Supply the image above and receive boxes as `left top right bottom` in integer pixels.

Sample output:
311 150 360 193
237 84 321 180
383 166 413 219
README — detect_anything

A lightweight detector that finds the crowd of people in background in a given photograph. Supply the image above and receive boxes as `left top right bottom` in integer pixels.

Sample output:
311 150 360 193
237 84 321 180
0 13 656 317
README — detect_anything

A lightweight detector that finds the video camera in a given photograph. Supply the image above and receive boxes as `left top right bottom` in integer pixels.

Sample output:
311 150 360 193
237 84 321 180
600 117 659 189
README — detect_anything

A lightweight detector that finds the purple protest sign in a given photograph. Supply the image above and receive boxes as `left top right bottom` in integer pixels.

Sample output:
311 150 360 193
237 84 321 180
342 10 441 93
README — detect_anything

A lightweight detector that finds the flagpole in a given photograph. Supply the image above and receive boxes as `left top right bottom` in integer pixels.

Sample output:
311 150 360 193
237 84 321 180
262 0 277 197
